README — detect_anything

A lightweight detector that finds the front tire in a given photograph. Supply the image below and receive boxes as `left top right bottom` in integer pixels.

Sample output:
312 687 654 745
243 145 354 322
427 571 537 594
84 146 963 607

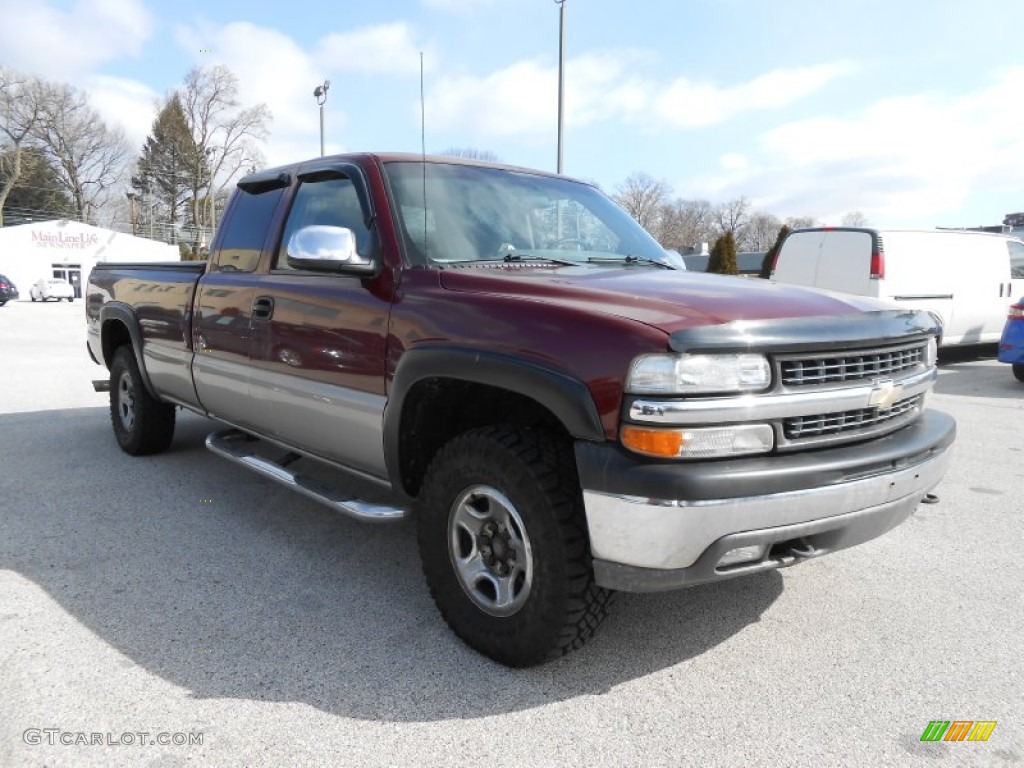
109 346 176 455
417 425 612 667
1013 364 1024 383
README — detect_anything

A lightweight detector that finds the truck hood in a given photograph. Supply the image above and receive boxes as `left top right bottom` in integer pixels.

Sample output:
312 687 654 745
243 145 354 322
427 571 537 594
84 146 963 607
438 264 894 334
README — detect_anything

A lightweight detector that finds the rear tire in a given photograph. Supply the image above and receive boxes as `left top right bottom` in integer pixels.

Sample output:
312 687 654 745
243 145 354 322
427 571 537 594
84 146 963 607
1013 364 1024 383
417 425 612 667
109 346 176 455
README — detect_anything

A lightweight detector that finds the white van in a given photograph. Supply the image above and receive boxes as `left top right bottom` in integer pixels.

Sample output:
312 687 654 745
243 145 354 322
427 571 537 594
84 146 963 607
770 228 1024 346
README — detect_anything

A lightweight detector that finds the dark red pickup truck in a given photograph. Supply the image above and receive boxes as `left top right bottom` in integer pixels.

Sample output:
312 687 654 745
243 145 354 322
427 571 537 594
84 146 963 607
86 153 955 666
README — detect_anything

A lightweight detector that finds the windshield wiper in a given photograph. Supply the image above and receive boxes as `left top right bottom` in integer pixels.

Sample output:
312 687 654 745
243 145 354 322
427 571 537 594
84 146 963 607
433 254 579 267
586 254 676 269
502 253 579 266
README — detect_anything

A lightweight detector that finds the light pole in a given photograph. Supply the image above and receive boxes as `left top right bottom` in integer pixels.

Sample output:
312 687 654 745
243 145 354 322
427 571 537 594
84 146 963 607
125 191 139 236
554 0 566 174
313 80 330 157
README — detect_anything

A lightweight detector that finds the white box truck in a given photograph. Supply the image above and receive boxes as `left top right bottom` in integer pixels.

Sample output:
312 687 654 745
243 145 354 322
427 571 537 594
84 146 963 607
770 228 1024 346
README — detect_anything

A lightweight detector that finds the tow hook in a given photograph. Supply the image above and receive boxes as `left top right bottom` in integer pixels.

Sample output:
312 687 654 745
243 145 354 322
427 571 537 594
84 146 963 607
920 493 940 505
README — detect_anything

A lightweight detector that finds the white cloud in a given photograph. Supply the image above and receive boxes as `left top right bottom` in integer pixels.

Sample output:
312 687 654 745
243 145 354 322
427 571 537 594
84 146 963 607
426 52 654 141
174 21 341 167
316 22 434 76
84 75 161 151
684 68 1024 226
426 55 854 141
719 153 748 172
0 0 153 80
656 62 858 127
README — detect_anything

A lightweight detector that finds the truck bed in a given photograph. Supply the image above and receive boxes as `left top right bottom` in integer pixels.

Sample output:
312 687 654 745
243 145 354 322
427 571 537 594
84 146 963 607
86 261 207 409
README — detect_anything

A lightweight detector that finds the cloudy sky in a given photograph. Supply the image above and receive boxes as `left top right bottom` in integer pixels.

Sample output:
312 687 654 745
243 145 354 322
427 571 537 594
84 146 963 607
2 0 1022 227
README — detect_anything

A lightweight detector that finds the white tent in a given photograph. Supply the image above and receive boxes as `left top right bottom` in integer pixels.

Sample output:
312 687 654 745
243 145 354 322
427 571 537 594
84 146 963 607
0 219 180 300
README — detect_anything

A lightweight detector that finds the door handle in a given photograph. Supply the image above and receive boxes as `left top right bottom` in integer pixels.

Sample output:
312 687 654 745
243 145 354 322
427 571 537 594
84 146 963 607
252 296 275 321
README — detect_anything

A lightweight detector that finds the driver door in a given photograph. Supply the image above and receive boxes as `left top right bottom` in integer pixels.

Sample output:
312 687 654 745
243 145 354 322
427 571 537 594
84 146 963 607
247 166 393 480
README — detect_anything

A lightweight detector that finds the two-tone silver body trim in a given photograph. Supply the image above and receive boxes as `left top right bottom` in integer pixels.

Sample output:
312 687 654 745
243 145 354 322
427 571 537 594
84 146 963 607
628 366 936 425
248 367 388 478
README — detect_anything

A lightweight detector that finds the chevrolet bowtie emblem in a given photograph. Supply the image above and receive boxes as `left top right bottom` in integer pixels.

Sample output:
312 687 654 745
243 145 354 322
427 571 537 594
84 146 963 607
869 379 901 409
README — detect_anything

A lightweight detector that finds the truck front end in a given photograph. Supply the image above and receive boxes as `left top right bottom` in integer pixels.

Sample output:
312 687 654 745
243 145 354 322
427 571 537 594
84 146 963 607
578 310 954 591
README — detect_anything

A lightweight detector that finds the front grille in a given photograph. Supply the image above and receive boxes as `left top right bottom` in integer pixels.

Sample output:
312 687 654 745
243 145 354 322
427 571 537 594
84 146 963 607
780 343 925 386
784 394 923 440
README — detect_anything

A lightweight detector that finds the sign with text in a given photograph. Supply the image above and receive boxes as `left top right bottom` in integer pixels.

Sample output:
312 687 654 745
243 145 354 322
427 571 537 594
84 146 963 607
31 230 100 250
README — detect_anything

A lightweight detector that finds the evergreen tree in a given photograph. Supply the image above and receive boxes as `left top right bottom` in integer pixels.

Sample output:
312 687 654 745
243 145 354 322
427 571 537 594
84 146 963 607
131 94 210 242
759 224 791 279
706 231 738 275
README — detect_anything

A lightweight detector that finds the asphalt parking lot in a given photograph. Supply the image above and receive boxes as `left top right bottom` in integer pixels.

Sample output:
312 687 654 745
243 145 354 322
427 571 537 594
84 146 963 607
1 299 1021 767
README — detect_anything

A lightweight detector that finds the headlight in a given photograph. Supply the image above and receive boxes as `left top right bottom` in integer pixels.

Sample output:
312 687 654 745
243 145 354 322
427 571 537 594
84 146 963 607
626 353 771 395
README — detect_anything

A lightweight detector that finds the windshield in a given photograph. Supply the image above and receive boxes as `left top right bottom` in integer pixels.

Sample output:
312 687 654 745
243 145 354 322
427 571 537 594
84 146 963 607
383 161 671 267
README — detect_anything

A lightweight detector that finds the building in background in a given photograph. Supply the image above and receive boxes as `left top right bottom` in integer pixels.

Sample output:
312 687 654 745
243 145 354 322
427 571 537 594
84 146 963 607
0 219 178 300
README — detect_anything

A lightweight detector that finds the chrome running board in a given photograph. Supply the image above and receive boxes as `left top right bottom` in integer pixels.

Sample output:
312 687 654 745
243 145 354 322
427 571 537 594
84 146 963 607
205 429 407 523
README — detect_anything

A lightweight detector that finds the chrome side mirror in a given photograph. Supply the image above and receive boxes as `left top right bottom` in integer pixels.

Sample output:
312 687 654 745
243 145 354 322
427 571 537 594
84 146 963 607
285 225 376 275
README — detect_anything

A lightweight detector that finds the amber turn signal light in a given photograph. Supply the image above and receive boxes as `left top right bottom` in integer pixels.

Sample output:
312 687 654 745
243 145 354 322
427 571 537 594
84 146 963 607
620 426 684 458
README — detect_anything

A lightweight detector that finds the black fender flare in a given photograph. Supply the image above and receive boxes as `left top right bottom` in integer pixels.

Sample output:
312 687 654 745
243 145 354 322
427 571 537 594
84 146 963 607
384 345 606 491
99 302 160 400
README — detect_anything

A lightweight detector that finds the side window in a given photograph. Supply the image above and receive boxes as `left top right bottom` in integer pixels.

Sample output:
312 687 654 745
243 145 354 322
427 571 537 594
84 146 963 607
275 176 371 270
211 187 285 273
1008 240 1024 279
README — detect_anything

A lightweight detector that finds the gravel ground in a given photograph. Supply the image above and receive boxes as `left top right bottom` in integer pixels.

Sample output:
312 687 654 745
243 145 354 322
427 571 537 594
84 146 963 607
0 298 1021 767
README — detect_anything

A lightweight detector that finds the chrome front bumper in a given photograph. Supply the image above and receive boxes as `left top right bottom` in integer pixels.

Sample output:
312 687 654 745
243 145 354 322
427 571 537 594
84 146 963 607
577 411 955 592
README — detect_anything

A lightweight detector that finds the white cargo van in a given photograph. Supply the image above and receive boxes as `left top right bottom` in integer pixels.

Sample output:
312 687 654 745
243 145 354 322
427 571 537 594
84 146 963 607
770 228 1024 346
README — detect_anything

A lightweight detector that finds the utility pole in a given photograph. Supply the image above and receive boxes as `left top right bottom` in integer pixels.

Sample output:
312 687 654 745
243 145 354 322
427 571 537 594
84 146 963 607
125 192 138 236
555 0 566 174
314 80 330 157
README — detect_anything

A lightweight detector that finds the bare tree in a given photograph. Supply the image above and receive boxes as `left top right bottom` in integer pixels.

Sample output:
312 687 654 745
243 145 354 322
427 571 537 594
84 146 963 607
654 198 715 252
743 211 783 251
31 80 131 223
179 65 271 233
613 172 671 232
841 210 868 227
714 196 751 243
785 215 818 229
0 68 43 226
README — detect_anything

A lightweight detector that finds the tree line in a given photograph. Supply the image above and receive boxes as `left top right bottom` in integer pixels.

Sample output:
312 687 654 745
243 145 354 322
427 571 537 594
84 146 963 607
612 171 868 274
1 65 270 257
